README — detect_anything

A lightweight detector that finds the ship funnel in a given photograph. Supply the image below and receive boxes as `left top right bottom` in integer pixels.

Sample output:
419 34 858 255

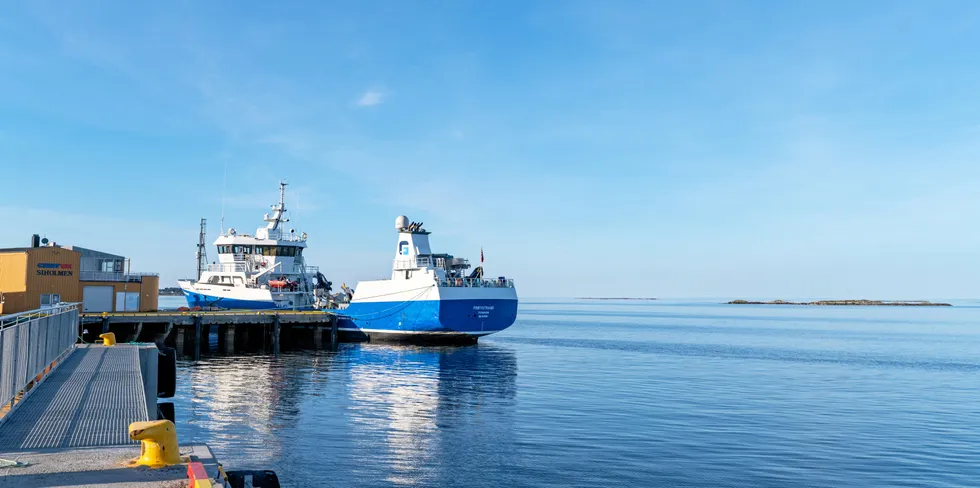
31 234 40 248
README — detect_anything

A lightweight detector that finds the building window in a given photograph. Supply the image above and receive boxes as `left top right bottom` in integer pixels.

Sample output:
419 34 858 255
40 293 61 308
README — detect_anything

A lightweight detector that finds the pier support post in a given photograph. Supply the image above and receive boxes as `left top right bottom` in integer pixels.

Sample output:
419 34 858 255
174 327 185 356
313 325 323 349
193 316 202 361
101 316 110 334
272 315 280 356
330 319 338 349
224 325 236 354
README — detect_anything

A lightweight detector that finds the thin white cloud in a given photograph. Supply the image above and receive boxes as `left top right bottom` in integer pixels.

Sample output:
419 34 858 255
355 89 385 107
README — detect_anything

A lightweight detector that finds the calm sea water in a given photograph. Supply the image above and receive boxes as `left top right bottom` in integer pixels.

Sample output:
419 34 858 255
164 297 980 487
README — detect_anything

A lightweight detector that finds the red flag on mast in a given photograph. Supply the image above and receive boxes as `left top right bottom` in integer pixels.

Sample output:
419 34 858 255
480 247 484 263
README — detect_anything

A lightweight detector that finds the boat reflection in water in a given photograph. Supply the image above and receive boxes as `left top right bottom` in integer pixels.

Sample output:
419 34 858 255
174 343 518 487
344 344 519 485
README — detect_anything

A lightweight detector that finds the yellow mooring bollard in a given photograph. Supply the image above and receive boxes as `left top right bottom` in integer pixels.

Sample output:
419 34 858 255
129 420 182 468
99 332 117 346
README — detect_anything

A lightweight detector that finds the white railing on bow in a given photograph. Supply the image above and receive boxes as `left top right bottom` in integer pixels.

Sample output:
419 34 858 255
0 303 80 415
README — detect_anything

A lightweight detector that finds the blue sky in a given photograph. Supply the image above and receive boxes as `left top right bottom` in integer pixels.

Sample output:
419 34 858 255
2 1 979 299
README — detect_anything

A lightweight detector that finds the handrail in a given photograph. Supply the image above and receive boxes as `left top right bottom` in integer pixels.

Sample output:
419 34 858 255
439 278 515 288
0 302 82 329
0 303 80 413
79 271 158 282
393 257 445 269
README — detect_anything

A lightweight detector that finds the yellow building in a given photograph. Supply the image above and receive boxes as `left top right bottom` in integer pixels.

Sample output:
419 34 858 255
0 238 159 315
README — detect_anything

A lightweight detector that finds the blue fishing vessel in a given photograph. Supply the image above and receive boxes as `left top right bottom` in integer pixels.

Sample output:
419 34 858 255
177 182 331 310
336 216 518 343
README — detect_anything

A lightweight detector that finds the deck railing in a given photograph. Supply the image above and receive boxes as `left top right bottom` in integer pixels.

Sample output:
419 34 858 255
393 257 449 270
79 271 158 282
440 277 515 288
206 263 248 273
0 303 80 414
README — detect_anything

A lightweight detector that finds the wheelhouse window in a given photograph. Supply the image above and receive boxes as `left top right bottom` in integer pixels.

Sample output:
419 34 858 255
232 245 252 254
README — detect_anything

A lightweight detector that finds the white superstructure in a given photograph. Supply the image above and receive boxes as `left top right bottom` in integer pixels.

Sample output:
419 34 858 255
177 182 331 310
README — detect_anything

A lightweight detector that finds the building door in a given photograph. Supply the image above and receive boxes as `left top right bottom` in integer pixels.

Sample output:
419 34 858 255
82 286 113 312
115 292 140 312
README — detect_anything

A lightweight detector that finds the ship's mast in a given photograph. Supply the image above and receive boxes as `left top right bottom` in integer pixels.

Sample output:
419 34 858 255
265 181 290 231
196 218 207 280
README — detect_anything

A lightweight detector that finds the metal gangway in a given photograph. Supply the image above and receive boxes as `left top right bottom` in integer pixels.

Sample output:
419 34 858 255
0 303 80 416
0 303 153 451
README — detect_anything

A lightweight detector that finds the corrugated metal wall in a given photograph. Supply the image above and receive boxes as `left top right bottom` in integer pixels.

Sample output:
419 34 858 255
25 247 82 311
0 251 28 314
78 276 160 312
1 247 161 315
139 275 159 311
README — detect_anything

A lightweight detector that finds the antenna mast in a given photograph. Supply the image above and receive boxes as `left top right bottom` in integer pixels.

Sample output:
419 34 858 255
196 218 208 280
220 160 227 234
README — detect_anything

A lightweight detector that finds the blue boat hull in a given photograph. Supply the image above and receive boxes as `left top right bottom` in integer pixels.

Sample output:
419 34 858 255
338 298 518 340
183 290 286 310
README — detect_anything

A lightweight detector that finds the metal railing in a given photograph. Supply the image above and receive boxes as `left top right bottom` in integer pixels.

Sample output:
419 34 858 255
439 277 515 288
394 256 449 269
79 271 159 282
206 263 248 273
205 262 317 276
0 303 80 412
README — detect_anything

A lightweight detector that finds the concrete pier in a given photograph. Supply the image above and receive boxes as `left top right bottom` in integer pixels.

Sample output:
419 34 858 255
81 309 347 356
